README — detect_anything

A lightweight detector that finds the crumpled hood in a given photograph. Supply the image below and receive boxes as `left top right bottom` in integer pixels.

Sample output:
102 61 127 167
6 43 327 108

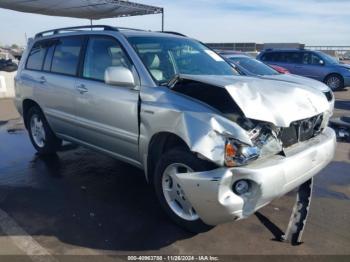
179 74 330 127
257 74 330 92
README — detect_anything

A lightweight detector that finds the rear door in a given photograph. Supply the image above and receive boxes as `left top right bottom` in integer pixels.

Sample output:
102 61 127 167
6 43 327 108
39 36 84 138
278 51 303 73
74 35 140 165
20 36 84 138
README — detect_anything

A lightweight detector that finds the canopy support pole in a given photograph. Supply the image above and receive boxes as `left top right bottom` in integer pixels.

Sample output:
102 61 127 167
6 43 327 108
161 8 164 32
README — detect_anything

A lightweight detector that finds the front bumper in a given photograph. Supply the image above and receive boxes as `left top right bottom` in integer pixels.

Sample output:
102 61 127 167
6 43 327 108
344 76 350 87
176 127 336 225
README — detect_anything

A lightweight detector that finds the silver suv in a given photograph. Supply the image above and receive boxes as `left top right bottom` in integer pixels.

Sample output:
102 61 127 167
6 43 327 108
15 26 336 233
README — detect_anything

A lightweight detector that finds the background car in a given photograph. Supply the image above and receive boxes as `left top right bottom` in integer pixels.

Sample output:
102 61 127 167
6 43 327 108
221 53 281 76
0 59 18 72
257 49 350 90
269 64 289 74
222 53 334 106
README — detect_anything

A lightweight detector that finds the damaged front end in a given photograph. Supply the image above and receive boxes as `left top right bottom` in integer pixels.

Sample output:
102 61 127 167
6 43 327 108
167 76 282 167
167 74 332 166
148 74 336 225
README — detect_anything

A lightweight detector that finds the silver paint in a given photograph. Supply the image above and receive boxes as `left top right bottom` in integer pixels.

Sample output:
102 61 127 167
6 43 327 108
14 29 336 226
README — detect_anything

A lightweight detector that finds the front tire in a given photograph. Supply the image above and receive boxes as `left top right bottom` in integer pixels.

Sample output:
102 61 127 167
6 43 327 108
26 106 62 155
153 148 214 233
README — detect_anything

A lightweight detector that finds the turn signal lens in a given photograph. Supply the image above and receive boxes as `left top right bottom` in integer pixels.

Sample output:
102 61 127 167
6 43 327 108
224 140 260 167
225 143 236 157
225 143 237 167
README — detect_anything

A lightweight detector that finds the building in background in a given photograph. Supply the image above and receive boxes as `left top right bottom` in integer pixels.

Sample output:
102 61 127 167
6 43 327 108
205 42 349 60
262 43 305 50
206 42 258 52
206 42 304 52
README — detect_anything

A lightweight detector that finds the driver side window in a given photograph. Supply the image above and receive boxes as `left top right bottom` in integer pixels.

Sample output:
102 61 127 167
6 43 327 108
83 36 132 82
303 52 322 65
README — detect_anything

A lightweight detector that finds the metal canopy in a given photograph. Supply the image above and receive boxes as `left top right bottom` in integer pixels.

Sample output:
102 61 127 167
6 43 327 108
0 0 163 20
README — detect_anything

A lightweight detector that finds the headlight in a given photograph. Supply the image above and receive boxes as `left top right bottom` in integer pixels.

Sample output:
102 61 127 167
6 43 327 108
224 123 283 167
224 139 260 167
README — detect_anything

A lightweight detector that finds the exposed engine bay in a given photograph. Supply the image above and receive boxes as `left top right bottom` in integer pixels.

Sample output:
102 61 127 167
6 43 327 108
169 76 329 165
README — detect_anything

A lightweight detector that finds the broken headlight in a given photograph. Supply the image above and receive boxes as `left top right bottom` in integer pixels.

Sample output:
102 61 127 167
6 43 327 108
224 139 260 167
224 123 283 167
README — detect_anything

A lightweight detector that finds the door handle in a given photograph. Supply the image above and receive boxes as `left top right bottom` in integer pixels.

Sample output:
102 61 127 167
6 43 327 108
76 84 88 94
38 76 46 84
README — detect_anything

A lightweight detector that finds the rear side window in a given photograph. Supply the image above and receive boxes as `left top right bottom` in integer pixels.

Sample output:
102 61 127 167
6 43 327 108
261 51 302 64
26 42 47 70
261 52 279 62
83 36 132 81
51 37 84 76
283 52 302 64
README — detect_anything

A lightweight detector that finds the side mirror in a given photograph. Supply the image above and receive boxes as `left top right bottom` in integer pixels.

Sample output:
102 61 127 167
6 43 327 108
104 66 135 88
319 60 325 65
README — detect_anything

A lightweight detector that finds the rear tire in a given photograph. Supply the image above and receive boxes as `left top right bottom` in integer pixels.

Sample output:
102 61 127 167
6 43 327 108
26 106 62 155
153 148 214 233
324 74 344 91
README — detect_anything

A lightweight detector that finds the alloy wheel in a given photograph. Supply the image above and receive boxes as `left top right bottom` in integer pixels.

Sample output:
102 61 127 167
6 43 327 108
162 163 199 221
30 114 46 148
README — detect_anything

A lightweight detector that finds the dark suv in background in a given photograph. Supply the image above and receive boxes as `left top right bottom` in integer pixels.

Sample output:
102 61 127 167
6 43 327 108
257 49 350 90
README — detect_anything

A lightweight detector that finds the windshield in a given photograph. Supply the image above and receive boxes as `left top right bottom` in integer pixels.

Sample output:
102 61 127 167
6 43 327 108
127 36 238 85
228 56 279 76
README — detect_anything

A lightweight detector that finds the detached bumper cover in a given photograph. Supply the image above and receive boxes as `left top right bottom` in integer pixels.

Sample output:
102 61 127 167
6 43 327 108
176 127 336 225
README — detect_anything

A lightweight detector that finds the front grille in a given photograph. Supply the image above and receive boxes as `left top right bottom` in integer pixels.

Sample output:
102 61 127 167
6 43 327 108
323 91 333 102
279 125 298 147
279 114 323 148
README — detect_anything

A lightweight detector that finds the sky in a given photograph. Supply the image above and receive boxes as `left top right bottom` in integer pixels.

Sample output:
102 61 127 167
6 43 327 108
0 0 349 47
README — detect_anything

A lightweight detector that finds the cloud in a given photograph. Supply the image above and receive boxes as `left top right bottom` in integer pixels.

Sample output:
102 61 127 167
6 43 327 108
0 0 349 46
116 0 350 45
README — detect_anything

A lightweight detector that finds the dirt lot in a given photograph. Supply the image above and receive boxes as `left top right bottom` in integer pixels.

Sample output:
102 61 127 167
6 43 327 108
0 88 349 261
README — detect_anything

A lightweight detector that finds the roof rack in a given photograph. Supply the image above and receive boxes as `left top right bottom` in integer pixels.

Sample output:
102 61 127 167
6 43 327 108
117 27 147 32
34 25 186 39
158 31 187 37
35 25 118 38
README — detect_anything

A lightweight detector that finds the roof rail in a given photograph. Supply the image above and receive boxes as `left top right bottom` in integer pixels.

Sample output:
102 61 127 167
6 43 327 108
35 25 118 38
117 27 147 32
159 31 187 37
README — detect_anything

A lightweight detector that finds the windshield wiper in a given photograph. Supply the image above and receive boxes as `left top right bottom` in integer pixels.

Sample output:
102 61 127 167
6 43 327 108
160 74 181 88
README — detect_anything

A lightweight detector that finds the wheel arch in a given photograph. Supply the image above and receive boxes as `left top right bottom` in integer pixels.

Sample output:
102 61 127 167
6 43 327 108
22 99 41 129
323 72 344 83
146 132 190 183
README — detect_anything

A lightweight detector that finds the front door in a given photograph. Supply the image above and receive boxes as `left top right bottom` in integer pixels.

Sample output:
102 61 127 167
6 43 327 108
295 52 328 81
75 35 140 165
